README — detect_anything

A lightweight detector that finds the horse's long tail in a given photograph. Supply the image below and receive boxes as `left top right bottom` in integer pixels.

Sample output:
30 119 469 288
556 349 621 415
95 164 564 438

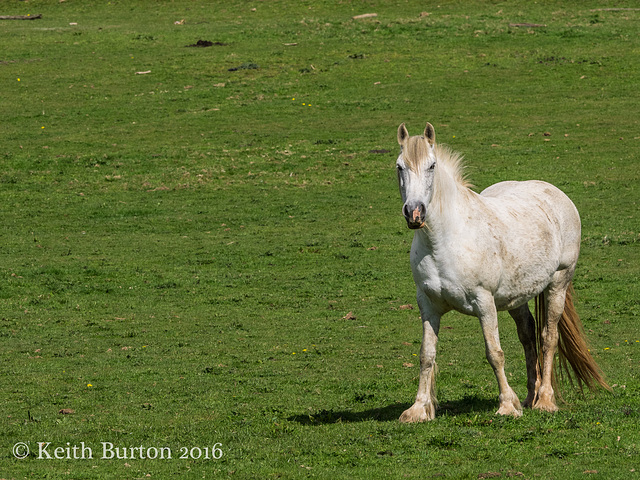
535 283 611 392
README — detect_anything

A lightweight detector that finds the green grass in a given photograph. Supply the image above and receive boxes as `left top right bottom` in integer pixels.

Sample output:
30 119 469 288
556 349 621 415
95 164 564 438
1 1 639 478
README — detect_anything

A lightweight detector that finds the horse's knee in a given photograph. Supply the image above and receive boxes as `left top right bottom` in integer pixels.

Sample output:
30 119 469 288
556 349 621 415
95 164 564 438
486 347 505 368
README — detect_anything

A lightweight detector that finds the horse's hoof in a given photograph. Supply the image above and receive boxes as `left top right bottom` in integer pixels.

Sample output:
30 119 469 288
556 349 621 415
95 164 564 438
532 400 559 413
532 388 558 412
496 391 522 417
496 404 523 417
399 403 435 423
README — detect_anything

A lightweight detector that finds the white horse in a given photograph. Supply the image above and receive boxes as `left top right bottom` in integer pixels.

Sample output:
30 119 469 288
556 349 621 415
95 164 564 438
395 122 609 422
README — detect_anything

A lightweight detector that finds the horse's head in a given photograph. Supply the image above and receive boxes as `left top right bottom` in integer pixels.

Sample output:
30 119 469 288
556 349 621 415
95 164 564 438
396 122 437 229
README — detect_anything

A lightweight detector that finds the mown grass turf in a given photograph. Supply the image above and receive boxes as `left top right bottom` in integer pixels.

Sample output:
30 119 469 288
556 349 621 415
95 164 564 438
1 1 639 478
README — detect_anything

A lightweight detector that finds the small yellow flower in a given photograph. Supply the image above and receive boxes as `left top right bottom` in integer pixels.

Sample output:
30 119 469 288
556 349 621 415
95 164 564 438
604 347 610 350
41 126 45 129
87 384 93 387
302 103 306 106
292 352 296 355
292 98 295 101
302 349 307 352
17 78 21 82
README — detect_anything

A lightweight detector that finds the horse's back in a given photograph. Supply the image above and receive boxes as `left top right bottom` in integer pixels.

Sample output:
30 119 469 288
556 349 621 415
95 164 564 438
480 180 581 269
481 180 579 227
481 179 573 207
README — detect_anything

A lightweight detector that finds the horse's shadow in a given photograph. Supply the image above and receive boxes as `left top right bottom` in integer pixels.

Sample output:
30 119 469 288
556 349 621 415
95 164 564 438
288 395 497 425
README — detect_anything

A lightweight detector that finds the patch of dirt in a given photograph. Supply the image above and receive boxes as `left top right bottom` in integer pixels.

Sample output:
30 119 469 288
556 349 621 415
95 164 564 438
186 40 228 47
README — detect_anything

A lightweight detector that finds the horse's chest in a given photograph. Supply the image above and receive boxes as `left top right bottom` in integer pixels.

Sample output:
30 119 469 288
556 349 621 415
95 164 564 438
411 249 474 313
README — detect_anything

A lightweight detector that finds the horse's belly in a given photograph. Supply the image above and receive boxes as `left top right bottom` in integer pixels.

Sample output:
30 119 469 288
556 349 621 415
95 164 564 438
493 290 538 311
492 257 559 311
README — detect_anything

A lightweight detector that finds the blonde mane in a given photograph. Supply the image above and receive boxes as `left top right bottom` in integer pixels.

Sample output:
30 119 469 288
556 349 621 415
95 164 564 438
402 136 473 207
432 143 473 190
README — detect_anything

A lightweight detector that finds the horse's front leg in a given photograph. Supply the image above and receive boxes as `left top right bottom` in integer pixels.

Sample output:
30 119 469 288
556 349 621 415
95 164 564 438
478 296 522 417
400 290 441 423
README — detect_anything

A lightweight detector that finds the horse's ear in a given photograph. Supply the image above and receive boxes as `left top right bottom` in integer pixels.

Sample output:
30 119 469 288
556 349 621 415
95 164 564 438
398 123 409 146
424 122 436 146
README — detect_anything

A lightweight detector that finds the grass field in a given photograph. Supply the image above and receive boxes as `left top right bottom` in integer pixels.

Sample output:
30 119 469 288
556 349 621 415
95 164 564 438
1 1 639 478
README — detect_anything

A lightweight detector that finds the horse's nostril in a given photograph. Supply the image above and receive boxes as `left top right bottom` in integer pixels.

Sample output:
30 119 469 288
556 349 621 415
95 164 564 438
403 203 411 219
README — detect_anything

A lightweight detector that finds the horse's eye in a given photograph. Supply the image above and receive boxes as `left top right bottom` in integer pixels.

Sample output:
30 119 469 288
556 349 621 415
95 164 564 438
428 163 436 171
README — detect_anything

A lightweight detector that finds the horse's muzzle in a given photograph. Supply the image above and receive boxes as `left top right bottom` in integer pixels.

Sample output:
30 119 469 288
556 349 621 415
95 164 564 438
403 202 426 229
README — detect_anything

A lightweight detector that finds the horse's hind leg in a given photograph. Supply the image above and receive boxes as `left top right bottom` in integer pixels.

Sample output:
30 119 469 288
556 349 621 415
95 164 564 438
477 295 522 417
509 304 541 408
534 284 568 413
400 290 440 423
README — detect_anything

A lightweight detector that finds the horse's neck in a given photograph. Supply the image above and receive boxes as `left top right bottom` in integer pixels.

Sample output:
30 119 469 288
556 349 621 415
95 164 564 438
423 167 477 244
